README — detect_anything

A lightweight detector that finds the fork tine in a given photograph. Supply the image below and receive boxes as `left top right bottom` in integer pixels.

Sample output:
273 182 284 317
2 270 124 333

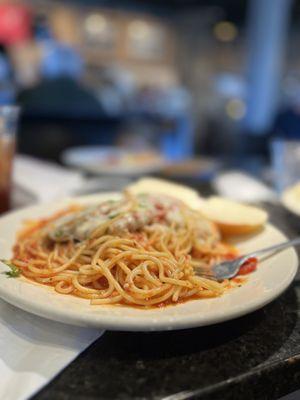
195 272 218 281
193 266 213 275
193 268 217 280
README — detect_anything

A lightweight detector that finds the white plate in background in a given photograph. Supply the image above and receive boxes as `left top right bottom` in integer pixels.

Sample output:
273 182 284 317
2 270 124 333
62 146 167 176
213 171 276 202
282 183 300 217
0 193 297 331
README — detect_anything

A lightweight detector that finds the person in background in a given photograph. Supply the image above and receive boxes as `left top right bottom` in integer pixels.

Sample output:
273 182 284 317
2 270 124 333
18 40 101 116
17 38 104 160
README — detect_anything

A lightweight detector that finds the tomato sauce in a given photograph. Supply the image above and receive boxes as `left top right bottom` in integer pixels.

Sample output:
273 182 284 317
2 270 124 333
238 257 258 275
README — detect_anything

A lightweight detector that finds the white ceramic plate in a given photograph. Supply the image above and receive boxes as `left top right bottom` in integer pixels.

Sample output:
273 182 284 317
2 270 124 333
0 193 297 331
62 146 167 176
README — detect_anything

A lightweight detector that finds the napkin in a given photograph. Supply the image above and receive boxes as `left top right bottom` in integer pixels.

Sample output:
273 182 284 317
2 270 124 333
13 155 85 203
0 301 102 400
2 155 103 400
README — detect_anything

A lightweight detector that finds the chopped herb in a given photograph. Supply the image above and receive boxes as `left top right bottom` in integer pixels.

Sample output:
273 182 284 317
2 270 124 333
139 202 147 208
54 229 64 237
108 212 120 219
1 260 21 278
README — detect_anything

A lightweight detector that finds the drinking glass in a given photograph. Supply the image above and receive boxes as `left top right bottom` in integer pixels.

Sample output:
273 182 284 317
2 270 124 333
270 138 300 194
0 106 19 213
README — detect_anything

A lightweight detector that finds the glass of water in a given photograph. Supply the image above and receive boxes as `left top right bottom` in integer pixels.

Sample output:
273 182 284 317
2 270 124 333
0 106 19 213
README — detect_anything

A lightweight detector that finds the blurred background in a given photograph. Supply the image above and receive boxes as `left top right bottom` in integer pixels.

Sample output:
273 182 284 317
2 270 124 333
0 0 300 201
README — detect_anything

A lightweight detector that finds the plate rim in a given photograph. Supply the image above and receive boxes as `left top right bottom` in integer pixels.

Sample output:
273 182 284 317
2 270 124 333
0 194 298 331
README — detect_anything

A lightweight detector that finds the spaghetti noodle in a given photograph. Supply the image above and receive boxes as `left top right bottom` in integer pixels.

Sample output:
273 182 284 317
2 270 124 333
10 192 239 307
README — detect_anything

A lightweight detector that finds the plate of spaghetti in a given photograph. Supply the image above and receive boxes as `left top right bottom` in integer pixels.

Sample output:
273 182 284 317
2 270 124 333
0 183 297 331
62 146 167 176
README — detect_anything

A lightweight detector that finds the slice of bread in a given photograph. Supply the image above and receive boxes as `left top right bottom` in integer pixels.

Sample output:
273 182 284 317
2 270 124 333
199 196 268 235
127 178 204 209
128 179 267 235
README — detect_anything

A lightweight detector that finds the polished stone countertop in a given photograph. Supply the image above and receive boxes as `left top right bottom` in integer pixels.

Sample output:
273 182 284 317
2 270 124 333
32 199 300 400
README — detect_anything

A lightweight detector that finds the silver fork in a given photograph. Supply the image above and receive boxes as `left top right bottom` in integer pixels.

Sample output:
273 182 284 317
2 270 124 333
194 237 300 280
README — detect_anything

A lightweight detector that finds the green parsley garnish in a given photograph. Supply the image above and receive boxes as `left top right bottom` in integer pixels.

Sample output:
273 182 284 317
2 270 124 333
54 229 64 238
139 202 147 208
1 260 20 278
108 212 120 219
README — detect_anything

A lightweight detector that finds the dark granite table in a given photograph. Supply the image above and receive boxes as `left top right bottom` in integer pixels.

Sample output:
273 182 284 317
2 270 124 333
31 190 300 400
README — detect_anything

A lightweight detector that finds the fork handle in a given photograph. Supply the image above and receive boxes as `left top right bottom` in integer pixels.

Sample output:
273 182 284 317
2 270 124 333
244 237 300 260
